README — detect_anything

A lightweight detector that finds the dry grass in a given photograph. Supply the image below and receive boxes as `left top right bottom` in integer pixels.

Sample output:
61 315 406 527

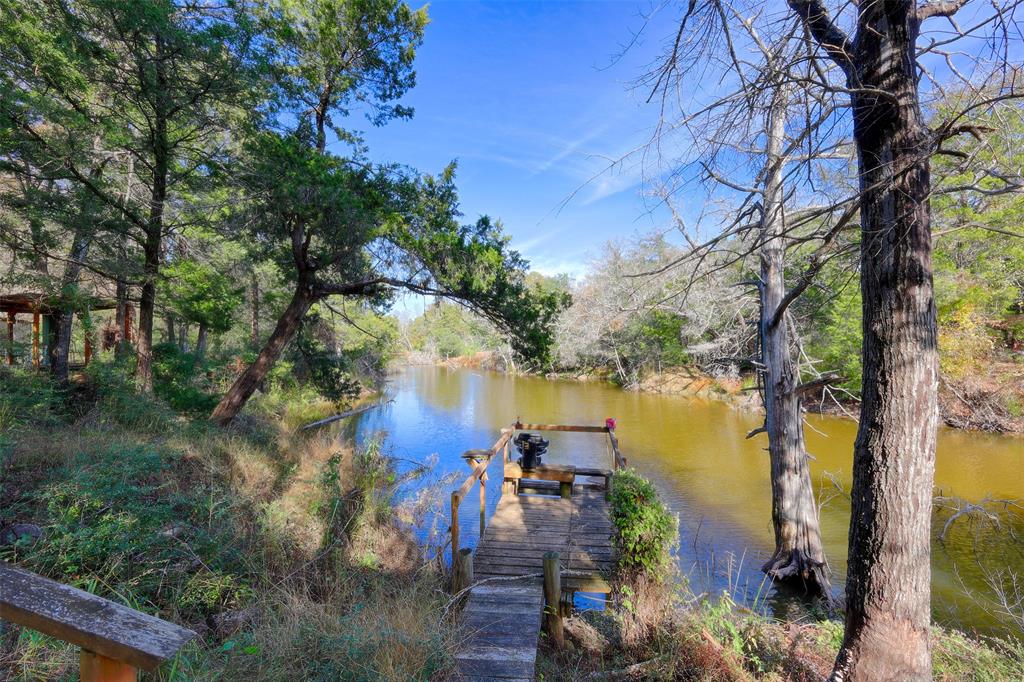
1 377 456 682
538 577 1023 682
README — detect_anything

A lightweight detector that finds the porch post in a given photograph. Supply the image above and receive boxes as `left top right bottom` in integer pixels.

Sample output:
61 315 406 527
32 312 40 367
6 312 14 365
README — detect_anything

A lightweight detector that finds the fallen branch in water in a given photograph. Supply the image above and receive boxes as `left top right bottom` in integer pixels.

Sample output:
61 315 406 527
299 399 392 431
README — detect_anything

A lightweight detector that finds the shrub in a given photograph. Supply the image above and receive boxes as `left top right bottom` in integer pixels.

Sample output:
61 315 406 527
0 366 64 429
608 469 678 580
83 358 174 431
152 342 220 414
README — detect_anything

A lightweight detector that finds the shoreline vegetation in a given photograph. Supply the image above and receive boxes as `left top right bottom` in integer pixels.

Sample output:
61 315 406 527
398 350 1024 435
3 365 1020 681
0 0 1021 677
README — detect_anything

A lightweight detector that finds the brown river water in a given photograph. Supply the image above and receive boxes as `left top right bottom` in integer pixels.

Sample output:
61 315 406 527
349 366 1023 636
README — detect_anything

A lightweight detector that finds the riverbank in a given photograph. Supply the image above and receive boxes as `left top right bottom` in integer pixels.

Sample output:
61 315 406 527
534 467 1023 681
398 351 1024 434
537 583 1024 681
3 364 1021 679
0 365 457 680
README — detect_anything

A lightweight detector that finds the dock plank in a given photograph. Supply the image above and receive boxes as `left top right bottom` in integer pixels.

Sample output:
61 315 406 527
454 476 614 680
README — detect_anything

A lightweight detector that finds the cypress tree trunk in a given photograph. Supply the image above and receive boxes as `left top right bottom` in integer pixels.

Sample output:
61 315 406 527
210 281 316 425
758 89 831 598
115 280 128 357
832 3 939 680
49 230 91 384
195 322 208 363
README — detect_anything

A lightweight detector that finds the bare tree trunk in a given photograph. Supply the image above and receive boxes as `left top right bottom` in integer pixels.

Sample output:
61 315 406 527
832 6 939 681
164 314 176 346
137 226 160 393
758 88 831 599
195 322 208 363
115 279 128 357
178 321 189 352
210 282 315 425
49 229 91 385
250 270 260 346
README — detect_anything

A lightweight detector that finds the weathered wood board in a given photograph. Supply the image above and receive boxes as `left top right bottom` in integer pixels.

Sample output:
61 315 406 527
0 562 196 671
454 484 614 680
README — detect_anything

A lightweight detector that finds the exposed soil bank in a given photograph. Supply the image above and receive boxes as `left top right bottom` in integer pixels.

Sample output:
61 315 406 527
396 352 1024 434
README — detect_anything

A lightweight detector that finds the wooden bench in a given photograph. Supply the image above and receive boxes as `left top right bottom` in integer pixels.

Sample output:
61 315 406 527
0 562 196 681
504 462 576 497
504 463 614 499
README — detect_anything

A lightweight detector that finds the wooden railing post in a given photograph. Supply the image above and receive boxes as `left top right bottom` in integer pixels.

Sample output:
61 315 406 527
543 552 564 648
450 490 460 576
559 481 571 499
454 548 474 595
479 468 487 536
81 650 137 682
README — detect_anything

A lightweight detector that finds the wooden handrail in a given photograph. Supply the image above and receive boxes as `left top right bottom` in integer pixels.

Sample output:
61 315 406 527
0 562 195 680
513 421 609 433
451 429 513 564
450 420 628 578
608 429 627 470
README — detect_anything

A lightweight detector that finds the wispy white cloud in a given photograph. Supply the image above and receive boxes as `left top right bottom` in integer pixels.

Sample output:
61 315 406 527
512 231 558 253
528 256 590 279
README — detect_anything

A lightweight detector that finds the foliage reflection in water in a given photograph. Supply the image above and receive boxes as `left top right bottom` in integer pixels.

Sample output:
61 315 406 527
349 366 1023 636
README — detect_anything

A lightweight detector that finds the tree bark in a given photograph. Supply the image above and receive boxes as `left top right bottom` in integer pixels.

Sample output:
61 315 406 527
114 280 128 357
137 225 161 393
136 34 169 394
758 88 832 599
195 322 207 362
250 271 260 346
210 281 316 425
49 229 92 385
832 4 939 680
164 314 176 346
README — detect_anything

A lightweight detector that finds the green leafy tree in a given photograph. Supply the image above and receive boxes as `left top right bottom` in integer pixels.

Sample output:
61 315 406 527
163 259 244 361
0 0 254 391
210 0 565 424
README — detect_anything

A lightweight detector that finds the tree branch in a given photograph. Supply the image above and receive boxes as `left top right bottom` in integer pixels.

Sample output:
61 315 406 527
787 0 854 77
917 0 969 22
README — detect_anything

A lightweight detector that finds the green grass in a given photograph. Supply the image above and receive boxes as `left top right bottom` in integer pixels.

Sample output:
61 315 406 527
0 369 455 681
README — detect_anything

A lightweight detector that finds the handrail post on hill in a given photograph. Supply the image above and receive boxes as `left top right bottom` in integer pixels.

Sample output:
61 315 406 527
0 563 195 681
450 430 513 592
542 551 564 648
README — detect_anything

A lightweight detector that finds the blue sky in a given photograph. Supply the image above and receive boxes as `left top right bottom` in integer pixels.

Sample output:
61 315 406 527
357 0 676 281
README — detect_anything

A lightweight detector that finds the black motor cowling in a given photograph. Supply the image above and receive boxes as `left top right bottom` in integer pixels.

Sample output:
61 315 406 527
514 432 549 469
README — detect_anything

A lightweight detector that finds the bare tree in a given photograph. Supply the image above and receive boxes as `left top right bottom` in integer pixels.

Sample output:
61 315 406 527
554 236 753 386
636 3 858 600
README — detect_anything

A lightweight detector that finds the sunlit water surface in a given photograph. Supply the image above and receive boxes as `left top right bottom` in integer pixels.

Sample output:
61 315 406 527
347 366 1023 636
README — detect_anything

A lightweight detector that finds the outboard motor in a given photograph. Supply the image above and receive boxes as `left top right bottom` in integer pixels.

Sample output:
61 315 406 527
514 432 549 469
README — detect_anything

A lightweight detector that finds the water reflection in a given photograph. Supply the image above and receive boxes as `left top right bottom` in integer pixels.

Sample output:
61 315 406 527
350 366 1023 635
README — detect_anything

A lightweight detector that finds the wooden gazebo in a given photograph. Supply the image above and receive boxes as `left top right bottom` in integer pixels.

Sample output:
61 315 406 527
1 292 128 368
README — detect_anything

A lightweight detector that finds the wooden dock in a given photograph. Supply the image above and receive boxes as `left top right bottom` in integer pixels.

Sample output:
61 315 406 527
449 422 625 681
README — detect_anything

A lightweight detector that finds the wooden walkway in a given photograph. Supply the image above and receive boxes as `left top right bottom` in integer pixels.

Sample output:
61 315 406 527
454 485 614 681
